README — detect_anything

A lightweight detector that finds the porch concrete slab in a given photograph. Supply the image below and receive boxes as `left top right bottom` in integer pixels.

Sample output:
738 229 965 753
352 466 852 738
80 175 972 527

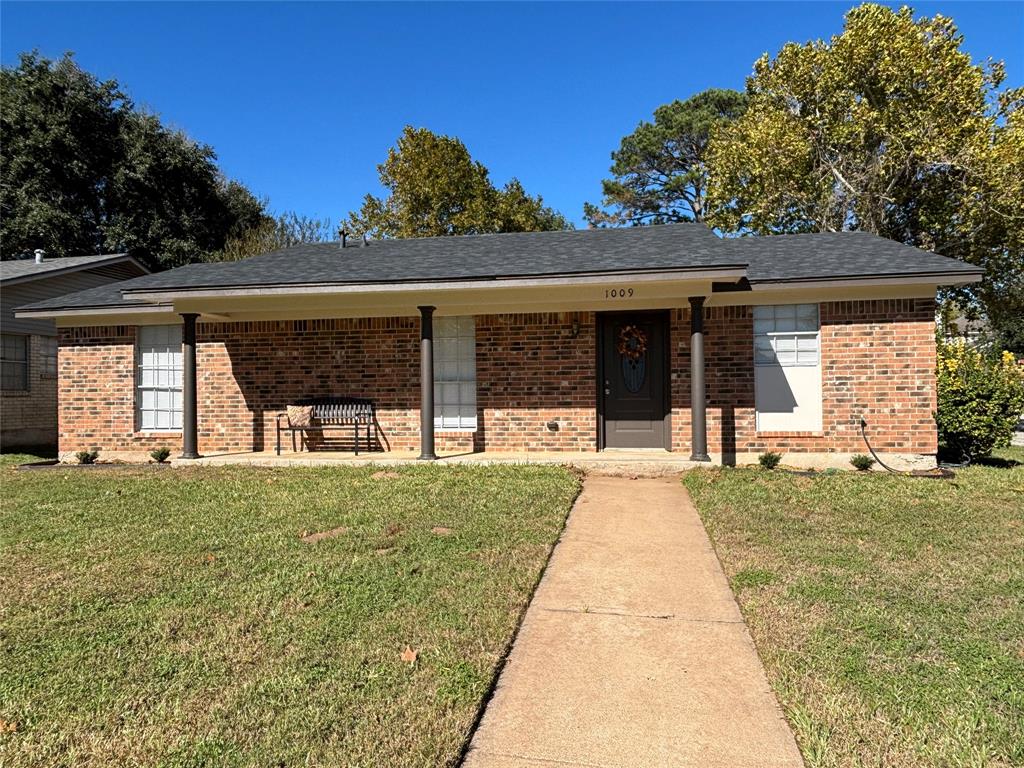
462 476 802 768
172 449 707 476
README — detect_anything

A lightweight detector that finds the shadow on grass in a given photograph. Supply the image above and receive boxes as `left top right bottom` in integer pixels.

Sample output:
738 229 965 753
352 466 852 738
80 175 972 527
1 444 58 463
973 455 1022 469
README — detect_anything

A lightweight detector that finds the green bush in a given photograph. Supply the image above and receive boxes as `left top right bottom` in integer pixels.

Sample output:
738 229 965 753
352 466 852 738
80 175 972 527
850 454 875 471
150 447 171 464
935 338 1024 462
758 451 782 469
76 449 99 465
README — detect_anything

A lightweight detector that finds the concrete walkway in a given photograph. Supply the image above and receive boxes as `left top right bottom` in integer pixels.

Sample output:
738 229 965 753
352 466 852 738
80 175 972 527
463 475 804 768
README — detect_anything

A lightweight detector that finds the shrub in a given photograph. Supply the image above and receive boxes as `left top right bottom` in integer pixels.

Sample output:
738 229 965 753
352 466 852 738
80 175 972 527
850 454 875 471
935 338 1024 461
150 447 171 464
76 449 99 465
758 451 782 469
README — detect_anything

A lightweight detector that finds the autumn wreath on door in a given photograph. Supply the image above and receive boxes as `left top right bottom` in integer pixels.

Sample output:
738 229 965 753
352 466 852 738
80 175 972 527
617 325 648 393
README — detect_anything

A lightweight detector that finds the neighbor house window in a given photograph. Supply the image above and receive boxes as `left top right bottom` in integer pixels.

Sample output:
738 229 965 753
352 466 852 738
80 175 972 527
753 304 822 431
434 316 477 430
136 325 183 431
1 334 29 391
41 336 58 377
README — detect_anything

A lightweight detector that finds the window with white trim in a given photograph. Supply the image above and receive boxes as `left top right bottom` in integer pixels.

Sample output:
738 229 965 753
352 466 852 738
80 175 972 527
1 334 28 391
136 325 183 431
753 304 820 366
753 304 822 431
434 316 477 430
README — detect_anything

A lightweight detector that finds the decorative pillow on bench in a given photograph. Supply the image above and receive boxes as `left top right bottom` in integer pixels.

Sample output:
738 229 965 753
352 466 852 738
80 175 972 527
287 405 314 427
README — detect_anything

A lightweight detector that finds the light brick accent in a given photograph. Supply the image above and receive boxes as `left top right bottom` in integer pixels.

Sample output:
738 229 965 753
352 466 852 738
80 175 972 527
57 299 937 459
0 334 58 448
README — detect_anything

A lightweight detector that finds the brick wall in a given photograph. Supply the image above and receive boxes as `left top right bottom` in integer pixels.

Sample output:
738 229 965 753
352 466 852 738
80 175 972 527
0 333 58 448
670 298 937 456
476 313 596 451
56 299 937 458
58 312 596 456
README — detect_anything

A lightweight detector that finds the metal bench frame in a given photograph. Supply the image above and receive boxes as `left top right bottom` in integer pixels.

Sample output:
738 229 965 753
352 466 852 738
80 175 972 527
275 397 377 455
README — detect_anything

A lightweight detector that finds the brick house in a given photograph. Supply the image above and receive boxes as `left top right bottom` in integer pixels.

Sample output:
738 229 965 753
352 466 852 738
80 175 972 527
17 225 980 466
1 252 149 449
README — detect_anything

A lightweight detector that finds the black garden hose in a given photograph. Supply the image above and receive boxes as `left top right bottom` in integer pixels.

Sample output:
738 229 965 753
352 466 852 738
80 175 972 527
859 416 955 479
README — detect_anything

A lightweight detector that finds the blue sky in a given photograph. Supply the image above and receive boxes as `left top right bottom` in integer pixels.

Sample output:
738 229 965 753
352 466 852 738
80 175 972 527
3 2 1022 229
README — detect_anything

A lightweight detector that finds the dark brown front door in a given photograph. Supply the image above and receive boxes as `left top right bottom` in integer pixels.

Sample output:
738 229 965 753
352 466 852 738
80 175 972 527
599 311 669 449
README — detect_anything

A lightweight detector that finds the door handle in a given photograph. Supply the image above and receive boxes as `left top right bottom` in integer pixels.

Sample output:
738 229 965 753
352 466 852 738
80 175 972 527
604 379 611 396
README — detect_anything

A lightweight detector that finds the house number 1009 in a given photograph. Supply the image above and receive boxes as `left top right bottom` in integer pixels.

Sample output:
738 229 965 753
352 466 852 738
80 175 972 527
605 288 635 298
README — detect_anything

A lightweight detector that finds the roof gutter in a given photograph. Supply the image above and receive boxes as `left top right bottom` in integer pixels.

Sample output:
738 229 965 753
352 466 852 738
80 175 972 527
121 266 749 302
749 270 983 289
15 303 174 320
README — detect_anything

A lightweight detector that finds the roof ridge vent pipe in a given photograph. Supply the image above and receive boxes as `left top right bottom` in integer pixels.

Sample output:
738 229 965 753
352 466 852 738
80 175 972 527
361 233 368 247
34 249 45 263
339 229 348 249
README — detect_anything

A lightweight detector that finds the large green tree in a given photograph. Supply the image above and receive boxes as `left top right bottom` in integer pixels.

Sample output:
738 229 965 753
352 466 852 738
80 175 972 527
1 51 267 268
704 4 1024 349
584 89 747 226
211 212 335 262
342 126 569 238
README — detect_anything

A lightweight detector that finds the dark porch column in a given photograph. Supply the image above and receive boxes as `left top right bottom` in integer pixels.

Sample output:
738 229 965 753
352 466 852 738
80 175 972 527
689 296 710 462
418 305 438 460
180 312 200 459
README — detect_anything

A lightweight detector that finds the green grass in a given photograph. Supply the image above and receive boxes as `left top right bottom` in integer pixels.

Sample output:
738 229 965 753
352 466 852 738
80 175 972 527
684 447 1024 768
0 460 580 767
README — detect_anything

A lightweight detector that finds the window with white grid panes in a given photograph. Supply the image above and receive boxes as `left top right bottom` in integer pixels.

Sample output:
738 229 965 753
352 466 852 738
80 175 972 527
136 325 183 431
753 304 823 431
753 304 820 366
433 316 476 430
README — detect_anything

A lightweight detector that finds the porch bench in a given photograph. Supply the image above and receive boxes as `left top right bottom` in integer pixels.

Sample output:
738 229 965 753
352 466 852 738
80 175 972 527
275 397 377 455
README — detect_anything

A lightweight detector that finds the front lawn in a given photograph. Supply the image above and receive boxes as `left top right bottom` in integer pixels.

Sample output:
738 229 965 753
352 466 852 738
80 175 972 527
0 460 580 767
685 449 1024 768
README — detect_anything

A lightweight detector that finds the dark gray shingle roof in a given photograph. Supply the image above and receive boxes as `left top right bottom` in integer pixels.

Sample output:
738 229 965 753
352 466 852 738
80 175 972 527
17 224 981 314
17 273 165 311
124 224 732 293
0 253 143 284
730 231 983 283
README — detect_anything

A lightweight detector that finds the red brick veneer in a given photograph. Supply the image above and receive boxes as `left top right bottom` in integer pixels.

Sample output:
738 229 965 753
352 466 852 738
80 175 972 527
58 299 936 458
58 313 596 455
670 298 937 456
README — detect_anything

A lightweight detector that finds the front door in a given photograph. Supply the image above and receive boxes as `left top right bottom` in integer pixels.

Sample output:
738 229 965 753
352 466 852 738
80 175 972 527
599 311 669 449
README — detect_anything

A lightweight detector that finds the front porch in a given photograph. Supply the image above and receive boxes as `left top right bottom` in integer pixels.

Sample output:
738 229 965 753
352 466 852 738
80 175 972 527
171 447 706 475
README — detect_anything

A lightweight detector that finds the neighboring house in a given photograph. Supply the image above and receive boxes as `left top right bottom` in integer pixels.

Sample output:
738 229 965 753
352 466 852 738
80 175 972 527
17 225 981 467
1 252 149 449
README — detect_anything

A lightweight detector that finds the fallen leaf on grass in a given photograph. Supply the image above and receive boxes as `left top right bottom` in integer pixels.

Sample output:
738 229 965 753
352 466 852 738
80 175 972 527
400 646 419 664
0 719 17 732
431 526 454 536
371 470 402 480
